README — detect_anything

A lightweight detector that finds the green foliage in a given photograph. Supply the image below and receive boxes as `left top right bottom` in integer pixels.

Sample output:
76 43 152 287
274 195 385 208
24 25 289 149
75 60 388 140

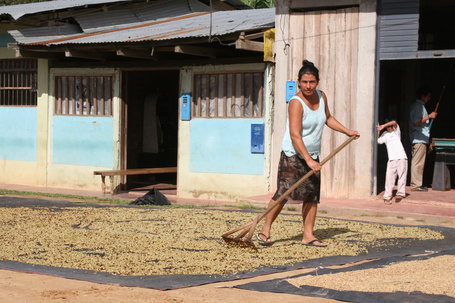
241 0 275 9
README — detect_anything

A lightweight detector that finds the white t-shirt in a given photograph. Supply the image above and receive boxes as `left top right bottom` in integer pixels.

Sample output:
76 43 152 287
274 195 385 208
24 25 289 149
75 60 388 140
377 124 408 160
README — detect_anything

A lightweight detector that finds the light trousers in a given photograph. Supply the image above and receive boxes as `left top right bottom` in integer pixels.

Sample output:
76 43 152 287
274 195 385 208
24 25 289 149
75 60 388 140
410 143 427 188
384 159 408 200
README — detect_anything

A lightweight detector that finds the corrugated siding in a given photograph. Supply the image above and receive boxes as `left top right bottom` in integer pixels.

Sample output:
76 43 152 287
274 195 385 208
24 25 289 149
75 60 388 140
378 0 420 60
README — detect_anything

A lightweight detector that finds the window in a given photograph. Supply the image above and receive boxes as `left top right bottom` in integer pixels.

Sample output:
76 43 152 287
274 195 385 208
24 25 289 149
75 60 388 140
55 75 113 116
192 71 264 118
0 59 37 106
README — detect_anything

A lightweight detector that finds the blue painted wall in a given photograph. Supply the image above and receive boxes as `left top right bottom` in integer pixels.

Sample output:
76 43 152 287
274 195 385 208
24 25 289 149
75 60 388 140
53 116 114 167
0 107 37 161
190 119 264 175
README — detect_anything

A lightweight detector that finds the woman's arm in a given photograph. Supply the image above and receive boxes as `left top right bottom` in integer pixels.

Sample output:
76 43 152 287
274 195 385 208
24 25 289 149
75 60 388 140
323 91 360 138
288 99 321 172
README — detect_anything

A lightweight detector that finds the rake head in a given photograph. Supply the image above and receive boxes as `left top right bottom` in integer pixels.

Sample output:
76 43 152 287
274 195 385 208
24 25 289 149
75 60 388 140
222 235 257 250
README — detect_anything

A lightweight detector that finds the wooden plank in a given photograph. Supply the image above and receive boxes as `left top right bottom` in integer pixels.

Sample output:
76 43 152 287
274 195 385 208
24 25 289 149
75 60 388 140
248 73 253 117
94 167 177 176
228 73 234 117
90 77 97 115
235 39 264 52
318 9 332 194
55 77 62 115
223 74 227 117
66 76 74 115
194 74 200 117
209 74 216 117
290 13 304 80
96 76 103 115
347 6 359 195
15 49 62 59
256 73 263 117
62 77 70 115
215 74 220 117
65 49 107 61
116 48 154 59
304 11 316 65
174 45 217 58
74 76 80 115
199 74 206 117
240 73 245 117
332 8 349 195
205 75 210 117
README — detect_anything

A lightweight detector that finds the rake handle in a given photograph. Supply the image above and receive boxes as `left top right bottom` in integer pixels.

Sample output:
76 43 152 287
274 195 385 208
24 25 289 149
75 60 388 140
223 136 356 239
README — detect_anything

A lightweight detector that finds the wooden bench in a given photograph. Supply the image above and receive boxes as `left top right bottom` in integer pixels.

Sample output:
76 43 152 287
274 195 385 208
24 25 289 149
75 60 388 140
94 167 177 194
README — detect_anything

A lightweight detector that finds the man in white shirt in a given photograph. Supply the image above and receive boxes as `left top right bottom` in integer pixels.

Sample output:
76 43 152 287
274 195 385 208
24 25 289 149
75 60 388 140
377 120 408 204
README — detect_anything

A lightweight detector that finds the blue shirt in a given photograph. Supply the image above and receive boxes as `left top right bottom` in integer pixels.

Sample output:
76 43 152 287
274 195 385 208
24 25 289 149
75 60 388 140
281 90 327 159
409 99 431 144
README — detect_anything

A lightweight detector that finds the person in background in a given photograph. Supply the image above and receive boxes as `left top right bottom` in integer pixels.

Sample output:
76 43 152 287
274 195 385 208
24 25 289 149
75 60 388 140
377 119 408 204
409 87 437 191
256 60 359 247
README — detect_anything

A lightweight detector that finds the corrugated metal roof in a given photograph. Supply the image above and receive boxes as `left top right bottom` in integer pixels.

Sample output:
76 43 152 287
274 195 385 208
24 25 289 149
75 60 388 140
76 0 209 33
10 7 275 46
0 0 130 20
9 24 82 45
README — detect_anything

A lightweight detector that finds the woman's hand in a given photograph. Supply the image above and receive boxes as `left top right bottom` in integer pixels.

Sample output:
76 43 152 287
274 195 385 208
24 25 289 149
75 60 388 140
346 129 360 139
306 158 321 172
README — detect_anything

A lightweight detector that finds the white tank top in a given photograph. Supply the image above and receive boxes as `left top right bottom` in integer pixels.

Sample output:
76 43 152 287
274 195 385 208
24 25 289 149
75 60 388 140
281 90 327 159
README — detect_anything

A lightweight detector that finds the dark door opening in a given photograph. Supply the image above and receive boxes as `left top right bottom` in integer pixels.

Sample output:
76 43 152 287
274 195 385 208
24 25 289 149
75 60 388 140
123 70 179 190
377 58 455 193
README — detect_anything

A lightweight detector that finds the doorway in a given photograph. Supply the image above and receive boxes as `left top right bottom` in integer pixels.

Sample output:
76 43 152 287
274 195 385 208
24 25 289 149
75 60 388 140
122 70 179 190
377 58 455 193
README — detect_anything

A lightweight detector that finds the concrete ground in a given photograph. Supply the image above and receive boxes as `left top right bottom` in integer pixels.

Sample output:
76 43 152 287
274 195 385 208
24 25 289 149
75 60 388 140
2 182 454 227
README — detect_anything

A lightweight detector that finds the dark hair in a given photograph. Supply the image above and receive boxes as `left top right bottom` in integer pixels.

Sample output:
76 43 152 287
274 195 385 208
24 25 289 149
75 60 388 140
298 60 320 81
416 86 431 99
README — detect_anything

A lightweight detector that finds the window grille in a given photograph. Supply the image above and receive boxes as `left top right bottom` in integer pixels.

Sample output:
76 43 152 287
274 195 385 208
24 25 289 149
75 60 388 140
55 75 113 116
0 59 37 106
192 71 264 118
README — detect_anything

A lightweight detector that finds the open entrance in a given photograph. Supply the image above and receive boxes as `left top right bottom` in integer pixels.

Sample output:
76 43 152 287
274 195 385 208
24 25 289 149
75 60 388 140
122 70 179 191
377 58 455 193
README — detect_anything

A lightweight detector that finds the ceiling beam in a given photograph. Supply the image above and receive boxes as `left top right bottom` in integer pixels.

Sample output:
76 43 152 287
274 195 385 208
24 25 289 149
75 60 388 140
116 48 154 59
243 32 265 40
235 32 264 52
65 49 108 60
15 49 63 59
235 39 264 52
174 45 218 58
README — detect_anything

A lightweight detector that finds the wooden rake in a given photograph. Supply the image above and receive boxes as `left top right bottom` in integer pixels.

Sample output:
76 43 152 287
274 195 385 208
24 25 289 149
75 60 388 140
221 136 356 249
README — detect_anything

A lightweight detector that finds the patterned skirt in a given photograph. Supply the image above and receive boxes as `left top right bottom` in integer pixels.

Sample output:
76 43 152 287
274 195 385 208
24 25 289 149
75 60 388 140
271 151 320 204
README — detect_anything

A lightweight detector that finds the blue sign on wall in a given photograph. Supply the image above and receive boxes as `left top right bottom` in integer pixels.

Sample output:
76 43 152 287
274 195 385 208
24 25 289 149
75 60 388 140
251 124 264 153
286 80 297 102
180 93 191 120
